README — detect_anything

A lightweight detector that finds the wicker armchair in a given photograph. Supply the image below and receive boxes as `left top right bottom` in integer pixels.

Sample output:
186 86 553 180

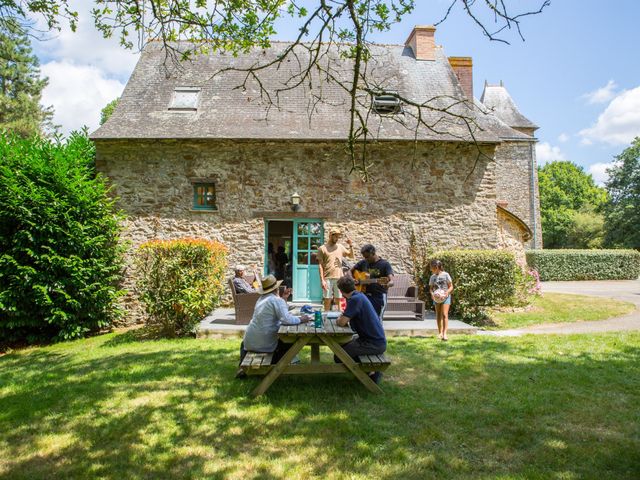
229 275 260 325
385 273 425 320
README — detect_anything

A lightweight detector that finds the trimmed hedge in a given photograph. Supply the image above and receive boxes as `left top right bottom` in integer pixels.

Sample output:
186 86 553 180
135 239 228 337
526 249 640 281
416 250 520 321
0 132 125 345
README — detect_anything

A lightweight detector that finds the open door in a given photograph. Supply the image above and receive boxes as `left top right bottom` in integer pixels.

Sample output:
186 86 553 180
292 219 323 302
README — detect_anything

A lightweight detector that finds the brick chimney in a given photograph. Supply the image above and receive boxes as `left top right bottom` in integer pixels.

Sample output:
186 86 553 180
448 57 473 99
405 25 436 61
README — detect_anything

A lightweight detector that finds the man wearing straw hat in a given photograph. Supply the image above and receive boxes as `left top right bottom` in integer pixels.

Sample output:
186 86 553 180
237 274 312 377
317 227 354 312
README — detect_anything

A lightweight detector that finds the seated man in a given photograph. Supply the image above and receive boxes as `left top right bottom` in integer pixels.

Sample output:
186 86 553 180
237 275 311 377
335 276 387 384
232 265 256 294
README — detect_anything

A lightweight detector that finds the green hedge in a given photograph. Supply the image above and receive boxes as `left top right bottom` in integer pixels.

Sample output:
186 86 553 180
0 132 125 345
135 239 228 337
416 250 519 322
526 249 640 281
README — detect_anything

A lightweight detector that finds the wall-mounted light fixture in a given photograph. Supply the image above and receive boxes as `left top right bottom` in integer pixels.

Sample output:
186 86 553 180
290 192 301 212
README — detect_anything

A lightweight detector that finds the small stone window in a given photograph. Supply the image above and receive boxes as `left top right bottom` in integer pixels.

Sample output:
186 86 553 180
169 87 200 111
192 183 217 210
372 91 402 115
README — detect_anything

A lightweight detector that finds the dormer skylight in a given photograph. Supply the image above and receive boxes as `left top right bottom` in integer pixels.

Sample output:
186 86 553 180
372 91 402 115
169 87 201 111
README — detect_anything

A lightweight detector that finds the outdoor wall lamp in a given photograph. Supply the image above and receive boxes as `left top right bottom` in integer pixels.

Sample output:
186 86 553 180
290 192 301 212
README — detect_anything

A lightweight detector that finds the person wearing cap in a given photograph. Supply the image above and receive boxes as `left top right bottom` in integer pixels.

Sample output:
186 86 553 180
232 265 256 294
316 228 354 311
238 274 312 376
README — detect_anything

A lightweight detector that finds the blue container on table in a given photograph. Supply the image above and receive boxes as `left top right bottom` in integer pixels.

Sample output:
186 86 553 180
314 310 322 328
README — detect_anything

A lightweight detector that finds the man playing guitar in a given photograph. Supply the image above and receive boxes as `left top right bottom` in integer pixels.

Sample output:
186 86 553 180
351 244 394 320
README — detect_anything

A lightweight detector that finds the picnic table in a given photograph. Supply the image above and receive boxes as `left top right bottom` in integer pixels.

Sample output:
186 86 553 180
241 318 390 397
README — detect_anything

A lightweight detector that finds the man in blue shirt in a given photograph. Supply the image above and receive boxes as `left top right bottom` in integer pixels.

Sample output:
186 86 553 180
237 275 311 378
336 276 387 384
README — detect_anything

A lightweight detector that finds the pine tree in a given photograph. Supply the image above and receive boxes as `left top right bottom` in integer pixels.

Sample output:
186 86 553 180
0 19 55 137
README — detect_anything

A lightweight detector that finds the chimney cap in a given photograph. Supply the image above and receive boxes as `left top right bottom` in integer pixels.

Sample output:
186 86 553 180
404 25 436 45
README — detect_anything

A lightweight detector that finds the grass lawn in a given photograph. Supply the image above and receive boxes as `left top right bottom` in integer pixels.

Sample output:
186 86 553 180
488 293 636 330
1 332 639 479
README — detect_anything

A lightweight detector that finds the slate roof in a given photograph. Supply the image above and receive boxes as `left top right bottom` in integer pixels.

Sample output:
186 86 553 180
480 83 538 130
92 41 529 143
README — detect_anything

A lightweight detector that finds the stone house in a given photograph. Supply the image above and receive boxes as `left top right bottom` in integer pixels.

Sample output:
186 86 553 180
91 25 541 306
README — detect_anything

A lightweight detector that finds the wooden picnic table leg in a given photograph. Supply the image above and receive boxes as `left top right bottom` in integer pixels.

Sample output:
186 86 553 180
319 335 383 394
251 336 311 397
310 344 320 364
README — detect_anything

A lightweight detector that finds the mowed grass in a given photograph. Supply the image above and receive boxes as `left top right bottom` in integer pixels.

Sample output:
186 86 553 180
488 293 636 329
1 332 639 479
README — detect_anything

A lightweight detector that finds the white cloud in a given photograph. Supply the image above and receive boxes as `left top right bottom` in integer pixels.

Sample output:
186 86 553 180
33 0 140 79
29 0 139 136
41 61 125 135
557 133 569 143
579 86 640 146
582 80 618 105
588 162 618 186
535 142 567 165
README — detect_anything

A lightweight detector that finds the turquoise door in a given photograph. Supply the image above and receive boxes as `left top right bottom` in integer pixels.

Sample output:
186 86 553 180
292 219 324 302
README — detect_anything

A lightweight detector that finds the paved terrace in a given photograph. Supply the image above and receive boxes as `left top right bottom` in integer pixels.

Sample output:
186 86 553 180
197 306 477 339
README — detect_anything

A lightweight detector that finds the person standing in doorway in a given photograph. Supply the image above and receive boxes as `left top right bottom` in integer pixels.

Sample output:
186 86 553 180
351 244 394 320
317 228 354 311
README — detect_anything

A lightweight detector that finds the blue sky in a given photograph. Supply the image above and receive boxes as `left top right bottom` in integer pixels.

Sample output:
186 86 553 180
33 0 640 184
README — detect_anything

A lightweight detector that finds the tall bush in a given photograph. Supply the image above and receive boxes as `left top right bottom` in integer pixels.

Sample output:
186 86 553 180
0 132 125 344
437 250 519 321
135 239 228 337
526 250 640 281
413 249 520 322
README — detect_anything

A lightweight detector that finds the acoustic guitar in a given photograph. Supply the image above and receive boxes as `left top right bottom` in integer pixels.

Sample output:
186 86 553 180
353 270 390 293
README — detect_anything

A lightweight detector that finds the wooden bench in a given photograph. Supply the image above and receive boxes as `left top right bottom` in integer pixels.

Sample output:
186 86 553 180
357 354 391 373
239 352 391 376
240 352 273 375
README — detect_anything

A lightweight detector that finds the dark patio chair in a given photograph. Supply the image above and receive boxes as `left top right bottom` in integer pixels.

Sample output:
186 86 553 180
228 275 260 325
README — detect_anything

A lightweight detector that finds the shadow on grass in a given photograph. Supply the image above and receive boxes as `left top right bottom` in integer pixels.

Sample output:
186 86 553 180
0 333 639 479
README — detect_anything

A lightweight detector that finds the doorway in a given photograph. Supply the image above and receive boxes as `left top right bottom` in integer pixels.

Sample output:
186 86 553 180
265 219 324 302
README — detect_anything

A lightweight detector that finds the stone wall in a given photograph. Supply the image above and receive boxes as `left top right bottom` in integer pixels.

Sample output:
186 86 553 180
496 208 527 266
494 140 542 248
96 139 498 322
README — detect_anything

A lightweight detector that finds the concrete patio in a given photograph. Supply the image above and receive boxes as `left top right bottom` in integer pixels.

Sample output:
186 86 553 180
197 307 477 339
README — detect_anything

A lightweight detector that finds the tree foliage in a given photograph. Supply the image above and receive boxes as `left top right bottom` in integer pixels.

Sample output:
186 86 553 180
538 161 607 249
2 0 549 177
100 97 119 125
0 131 125 344
603 137 640 249
0 18 55 137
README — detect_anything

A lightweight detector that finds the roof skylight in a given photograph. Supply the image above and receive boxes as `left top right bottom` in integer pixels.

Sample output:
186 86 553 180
169 87 201 111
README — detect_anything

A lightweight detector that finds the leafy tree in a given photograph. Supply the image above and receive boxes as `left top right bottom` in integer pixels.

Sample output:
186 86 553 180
603 137 640 249
100 97 119 125
0 18 55 137
538 161 607 249
1 0 549 177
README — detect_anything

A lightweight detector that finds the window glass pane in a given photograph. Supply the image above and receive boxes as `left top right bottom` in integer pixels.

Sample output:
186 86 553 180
205 186 216 206
297 237 309 251
309 222 322 236
297 252 308 264
310 251 319 265
297 223 309 235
